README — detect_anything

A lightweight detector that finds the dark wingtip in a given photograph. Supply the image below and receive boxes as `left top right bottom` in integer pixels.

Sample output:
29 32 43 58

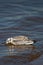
33 40 37 43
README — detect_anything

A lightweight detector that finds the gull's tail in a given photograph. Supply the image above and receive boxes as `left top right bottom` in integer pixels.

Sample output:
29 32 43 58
33 40 37 43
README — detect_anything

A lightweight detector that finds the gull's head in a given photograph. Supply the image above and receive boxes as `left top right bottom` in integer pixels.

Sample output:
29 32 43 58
6 37 13 44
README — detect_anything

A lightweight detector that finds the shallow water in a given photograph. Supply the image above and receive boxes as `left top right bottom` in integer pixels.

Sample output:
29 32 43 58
0 0 43 65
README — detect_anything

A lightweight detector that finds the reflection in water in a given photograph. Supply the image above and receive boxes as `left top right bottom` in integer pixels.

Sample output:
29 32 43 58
0 39 42 65
0 45 42 65
6 44 36 55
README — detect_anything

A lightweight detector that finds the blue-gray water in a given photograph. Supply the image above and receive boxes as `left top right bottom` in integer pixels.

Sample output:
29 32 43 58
0 0 43 65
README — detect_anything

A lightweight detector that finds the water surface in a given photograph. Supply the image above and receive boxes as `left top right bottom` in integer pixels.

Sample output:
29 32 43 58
0 0 43 65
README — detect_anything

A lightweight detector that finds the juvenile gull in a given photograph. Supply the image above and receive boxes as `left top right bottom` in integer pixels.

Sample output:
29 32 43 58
5 36 36 55
5 36 34 45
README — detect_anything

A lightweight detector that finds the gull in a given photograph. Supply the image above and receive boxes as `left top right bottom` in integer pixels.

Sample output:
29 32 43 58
5 36 36 55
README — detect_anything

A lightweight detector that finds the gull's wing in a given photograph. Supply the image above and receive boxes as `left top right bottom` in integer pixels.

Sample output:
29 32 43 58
13 40 34 45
